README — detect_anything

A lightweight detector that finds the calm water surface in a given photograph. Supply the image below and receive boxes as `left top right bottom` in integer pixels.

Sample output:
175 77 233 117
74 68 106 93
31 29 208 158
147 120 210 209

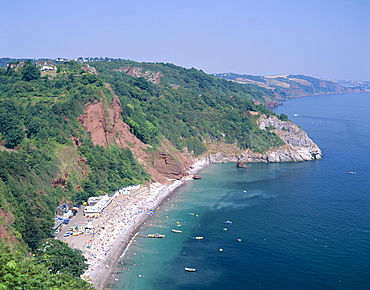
112 92 370 290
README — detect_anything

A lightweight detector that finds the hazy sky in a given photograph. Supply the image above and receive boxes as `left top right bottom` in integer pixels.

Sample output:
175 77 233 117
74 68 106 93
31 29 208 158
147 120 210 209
2 0 369 80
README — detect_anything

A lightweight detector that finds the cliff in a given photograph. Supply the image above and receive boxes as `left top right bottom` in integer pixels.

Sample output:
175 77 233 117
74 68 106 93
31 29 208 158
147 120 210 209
77 85 192 184
0 58 324 253
201 114 321 163
0 58 329 289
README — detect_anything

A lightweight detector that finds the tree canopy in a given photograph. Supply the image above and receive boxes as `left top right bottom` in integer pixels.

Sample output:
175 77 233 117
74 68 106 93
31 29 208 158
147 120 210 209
35 239 88 277
22 60 40 81
0 241 92 289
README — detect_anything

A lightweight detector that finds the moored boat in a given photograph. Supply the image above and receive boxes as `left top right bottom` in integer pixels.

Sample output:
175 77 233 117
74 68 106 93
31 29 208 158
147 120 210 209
172 229 182 233
147 233 165 238
185 268 196 272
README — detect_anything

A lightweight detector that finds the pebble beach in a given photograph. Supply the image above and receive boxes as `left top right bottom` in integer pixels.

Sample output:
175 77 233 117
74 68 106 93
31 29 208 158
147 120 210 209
59 159 208 289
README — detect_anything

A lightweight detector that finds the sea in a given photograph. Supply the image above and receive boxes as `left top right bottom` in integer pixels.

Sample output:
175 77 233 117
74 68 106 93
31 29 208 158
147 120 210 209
111 92 370 290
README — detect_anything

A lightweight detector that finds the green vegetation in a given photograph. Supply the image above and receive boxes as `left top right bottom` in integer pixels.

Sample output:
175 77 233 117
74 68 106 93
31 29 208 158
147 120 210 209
0 241 92 289
0 60 152 287
0 58 287 285
91 60 283 154
35 239 88 277
279 113 289 121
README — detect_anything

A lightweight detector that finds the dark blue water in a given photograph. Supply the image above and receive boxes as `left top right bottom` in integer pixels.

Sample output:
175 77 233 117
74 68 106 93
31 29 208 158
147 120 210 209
113 92 370 290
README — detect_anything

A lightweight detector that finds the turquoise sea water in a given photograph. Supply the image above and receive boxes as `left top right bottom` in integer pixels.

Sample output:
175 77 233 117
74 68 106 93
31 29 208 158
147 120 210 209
111 92 370 290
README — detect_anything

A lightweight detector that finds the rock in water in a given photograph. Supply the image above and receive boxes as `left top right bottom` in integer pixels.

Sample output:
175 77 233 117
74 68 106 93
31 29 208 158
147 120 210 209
236 161 247 168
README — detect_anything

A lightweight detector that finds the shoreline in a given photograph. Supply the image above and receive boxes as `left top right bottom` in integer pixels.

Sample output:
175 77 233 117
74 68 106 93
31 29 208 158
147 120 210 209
80 158 209 289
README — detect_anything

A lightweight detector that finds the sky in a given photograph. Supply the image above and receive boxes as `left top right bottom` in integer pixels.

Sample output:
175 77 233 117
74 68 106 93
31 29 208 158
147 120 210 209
1 0 370 80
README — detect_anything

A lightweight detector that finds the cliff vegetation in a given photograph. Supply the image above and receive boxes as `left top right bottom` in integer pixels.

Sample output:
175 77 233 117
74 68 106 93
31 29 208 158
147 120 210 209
0 58 319 287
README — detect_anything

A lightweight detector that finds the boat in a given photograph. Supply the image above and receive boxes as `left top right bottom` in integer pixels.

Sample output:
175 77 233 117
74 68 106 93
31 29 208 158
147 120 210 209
147 233 165 238
195 236 204 240
172 229 182 233
185 268 196 272
224 221 232 224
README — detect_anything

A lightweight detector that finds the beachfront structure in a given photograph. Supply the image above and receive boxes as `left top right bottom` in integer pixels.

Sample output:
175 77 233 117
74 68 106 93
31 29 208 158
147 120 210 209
84 194 112 215
83 185 141 215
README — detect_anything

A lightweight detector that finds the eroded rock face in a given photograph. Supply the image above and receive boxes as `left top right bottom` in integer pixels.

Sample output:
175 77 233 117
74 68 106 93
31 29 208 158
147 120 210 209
78 85 192 183
112 67 163 84
203 114 322 164
257 115 322 160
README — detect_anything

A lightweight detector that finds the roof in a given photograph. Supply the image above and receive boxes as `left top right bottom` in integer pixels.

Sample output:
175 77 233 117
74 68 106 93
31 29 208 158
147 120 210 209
35 60 56 67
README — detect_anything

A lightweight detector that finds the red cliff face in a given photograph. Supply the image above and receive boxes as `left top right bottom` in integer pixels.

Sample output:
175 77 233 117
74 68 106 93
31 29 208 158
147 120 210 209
78 85 192 184
279 88 307 97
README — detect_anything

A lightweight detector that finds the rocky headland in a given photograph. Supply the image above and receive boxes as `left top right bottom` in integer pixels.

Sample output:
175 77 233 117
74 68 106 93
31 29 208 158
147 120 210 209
198 114 322 164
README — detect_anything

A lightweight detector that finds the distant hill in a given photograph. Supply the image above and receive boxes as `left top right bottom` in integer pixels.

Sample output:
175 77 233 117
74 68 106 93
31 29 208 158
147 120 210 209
214 73 367 100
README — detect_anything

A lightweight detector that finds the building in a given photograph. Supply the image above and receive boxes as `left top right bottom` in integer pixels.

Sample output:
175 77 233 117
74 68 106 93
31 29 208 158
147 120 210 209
84 194 112 215
35 60 57 71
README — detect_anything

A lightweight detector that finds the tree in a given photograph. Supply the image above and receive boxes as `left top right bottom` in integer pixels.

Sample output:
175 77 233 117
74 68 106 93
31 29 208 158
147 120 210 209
3 126 24 149
0 101 25 149
279 113 289 121
35 239 88 277
0 241 93 289
22 60 40 81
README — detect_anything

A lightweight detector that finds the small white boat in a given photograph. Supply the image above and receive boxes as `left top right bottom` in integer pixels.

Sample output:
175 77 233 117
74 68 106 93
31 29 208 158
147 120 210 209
195 236 203 240
147 233 165 238
185 268 196 272
224 221 232 224
172 229 182 233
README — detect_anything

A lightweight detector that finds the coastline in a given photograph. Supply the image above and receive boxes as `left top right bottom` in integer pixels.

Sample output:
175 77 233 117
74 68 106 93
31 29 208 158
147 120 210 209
73 134 320 289
80 158 209 289
64 127 321 289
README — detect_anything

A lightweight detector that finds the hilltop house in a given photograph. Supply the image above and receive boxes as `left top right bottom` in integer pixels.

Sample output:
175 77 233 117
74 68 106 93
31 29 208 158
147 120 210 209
35 60 57 71
6 62 25 71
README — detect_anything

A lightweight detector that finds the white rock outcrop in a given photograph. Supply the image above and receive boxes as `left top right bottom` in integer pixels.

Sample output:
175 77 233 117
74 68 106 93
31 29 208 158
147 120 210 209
203 114 322 163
